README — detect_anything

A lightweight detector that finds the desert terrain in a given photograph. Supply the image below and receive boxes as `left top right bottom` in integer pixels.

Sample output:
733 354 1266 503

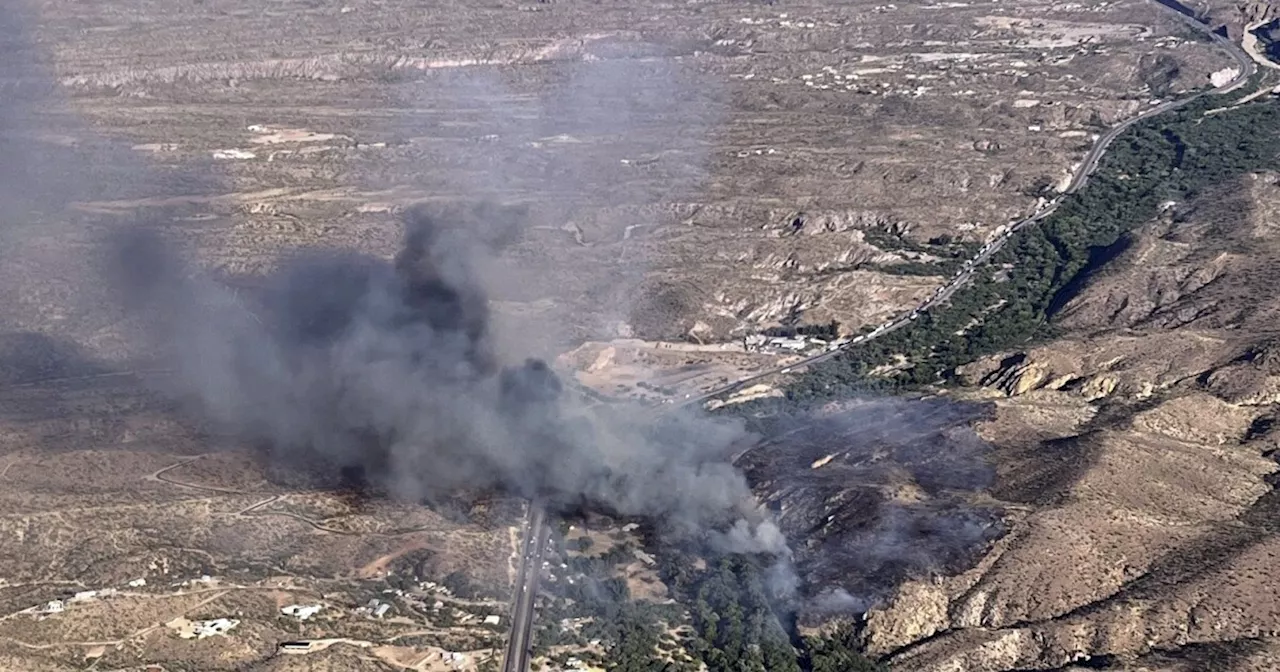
8 0 1241 349
0 373 524 671
0 0 1279 670
861 167 1280 670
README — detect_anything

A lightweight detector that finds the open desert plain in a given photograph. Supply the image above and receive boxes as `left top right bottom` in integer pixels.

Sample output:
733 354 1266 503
1 0 1280 670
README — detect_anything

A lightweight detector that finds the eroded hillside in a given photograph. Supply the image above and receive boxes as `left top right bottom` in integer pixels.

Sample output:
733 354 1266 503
854 172 1280 670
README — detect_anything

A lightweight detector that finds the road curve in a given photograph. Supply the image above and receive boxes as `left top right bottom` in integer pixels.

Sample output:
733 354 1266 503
673 9 1256 412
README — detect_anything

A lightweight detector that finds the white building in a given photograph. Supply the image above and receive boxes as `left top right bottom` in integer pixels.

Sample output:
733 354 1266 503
281 604 323 621
374 603 391 619
43 600 64 614
192 618 239 639
212 149 255 160
484 614 501 625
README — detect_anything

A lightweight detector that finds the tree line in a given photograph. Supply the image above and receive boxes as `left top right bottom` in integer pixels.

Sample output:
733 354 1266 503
778 95 1280 401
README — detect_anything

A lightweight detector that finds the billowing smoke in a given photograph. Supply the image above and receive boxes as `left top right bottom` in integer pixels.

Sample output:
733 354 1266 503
0 3 1011 624
103 202 791 562
810 587 872 616
0 0 795 587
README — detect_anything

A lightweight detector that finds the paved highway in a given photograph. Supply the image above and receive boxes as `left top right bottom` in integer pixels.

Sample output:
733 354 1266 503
499 500 548 672
495 7 1259 670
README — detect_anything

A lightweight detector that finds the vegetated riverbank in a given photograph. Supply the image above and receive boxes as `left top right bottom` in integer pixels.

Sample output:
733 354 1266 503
570 72 1279 672
779 91 1280 403
640 82 1280 672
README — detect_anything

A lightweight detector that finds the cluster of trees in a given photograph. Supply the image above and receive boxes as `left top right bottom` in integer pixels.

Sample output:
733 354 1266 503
659 554 884 672
441 570 485 600
528 533 696 672
597 603 693 672
533 543 888 671
861 227 974 257
856 230 975 278
867 261 952 277
802 623 888 672
534 596 684 671
763 321 843 340
780 94 1280 401
679 557 801 672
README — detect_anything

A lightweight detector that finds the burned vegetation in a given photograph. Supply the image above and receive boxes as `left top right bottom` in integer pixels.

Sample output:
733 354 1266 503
734 397 1006 622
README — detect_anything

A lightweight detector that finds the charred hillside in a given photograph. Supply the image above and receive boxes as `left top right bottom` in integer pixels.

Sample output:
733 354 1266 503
734 398 1006 623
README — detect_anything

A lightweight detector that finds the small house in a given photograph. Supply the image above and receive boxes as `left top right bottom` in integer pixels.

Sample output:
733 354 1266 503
281 604 323 621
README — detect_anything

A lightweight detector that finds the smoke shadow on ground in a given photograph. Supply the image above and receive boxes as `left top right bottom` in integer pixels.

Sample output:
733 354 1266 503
0 332 107 387
734 397 1007 621
0 333 149 435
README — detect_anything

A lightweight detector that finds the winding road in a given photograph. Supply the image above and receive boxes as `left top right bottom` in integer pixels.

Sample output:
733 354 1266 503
499 6 1261 670
671 17 1257 412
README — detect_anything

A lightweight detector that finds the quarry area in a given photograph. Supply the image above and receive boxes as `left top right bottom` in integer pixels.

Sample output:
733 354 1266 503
1 0 1280 671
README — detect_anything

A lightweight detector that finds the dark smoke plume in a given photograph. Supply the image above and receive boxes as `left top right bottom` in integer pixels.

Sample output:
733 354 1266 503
104 202 789 558
2 3 1008 620
0 0 790 577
